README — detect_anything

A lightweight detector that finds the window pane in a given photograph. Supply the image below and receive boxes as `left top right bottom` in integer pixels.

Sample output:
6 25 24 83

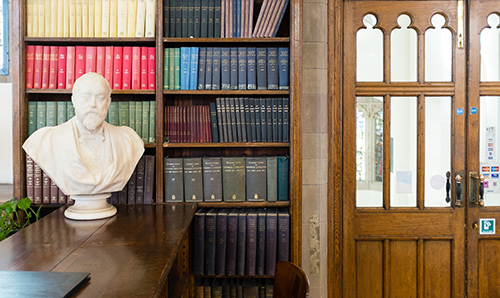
357 14 384 82
480 13 500 82
391 14 417 82
425 14 452 82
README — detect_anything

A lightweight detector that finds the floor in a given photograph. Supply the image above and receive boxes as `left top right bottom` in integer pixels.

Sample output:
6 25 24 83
0 184 13 203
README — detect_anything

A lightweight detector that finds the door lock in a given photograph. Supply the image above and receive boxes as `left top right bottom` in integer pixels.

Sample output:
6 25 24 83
473 222 479 230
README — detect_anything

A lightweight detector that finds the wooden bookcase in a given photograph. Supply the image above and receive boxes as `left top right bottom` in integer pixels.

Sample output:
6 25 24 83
12 0 302 292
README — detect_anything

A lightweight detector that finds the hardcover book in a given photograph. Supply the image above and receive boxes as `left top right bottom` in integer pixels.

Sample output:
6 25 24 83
221 47 230 90
202 156 223 202
266 156 278 201
266 47 279 90
205 208 218 275
230 47 238 90
212 47 221 90
164 157 184 202
222 156 245 202
215 209 229 275
245 157 267 202
277 208 290 261
226 209 239 276
256 47 267 90
193 208 207 275
198 47 206 90
236 209 247 276
245 209 258 276
256 208 267 276
277 156 289 201
183 157 204 202
278 47 289 90
238 47 247 90
265 208 278 275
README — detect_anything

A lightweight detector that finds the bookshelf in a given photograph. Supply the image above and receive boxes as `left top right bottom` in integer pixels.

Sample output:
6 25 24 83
13 0 301 294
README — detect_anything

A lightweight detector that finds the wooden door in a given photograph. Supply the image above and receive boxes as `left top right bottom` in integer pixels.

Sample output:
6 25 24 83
343 1 466 297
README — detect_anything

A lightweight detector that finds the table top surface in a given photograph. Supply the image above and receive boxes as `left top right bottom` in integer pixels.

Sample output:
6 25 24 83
0 204 196 298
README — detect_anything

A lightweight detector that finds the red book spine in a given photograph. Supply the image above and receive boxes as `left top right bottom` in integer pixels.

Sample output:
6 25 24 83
50 179 59 204
164 105 168 142
26 46 35 89
131 47 141 89
34 163 42 205
96 46 106 77
147 47 156 89
66 46 76 89
86 46 97 73
57 46 67 89
207 105 212 142
75 46 86 80
48 46 58 89
26 155 34 203
113 46 123 89
122 46 132 89
140 47 148 89
33 46 44 89
104 46 114 87
41 46 50 89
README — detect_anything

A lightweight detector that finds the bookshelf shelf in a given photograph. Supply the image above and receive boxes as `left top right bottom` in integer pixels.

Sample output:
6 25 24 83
163 142 290 148
25 37 156 45
26 89 156 95
163 90 290 95
197 201 289 208
162 37 290 43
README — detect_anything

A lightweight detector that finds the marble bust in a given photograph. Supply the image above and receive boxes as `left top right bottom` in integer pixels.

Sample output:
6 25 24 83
23 72 145 220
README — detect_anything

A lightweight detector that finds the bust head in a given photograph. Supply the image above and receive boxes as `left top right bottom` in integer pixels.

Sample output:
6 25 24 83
72 73 112 133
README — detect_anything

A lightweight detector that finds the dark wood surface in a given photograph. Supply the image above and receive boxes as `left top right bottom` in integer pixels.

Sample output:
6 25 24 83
0 204 196 298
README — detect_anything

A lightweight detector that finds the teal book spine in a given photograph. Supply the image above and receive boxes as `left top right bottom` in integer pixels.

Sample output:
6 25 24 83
36 101 47 129
135 101 143 138
142 101 150 143
67 102 75 120
28 101 37 135
107 102 119 126
56 101 67 125
180 47 191 90
277 156 289 201
163 48 169 89
118 101 130 126
45 102 56 127
189 47 199 90
266 156 278 201
149 101 156 143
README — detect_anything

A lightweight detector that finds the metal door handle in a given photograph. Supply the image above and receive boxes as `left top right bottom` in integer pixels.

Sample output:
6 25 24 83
456 174 462 207
469 172 485 207
445 171 451 203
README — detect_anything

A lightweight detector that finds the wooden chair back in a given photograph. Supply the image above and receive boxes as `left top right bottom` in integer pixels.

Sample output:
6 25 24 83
273 261 310 298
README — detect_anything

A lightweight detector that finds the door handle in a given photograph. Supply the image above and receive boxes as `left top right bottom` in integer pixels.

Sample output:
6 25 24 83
455 173 463 207
445 171 451 203
469 172 485 207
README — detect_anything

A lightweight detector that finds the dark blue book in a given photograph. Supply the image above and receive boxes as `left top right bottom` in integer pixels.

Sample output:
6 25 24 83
215 209 228 275
194 0 201 37
193 208 207 275
205 208 218 275
197 47 206 90
232 0 237 37
214 0 221 37
272 0 290 37
256 48 267 90
226 209 239 276
244 98 252 142
212 47 222 90
175 0 182 37
272 98 278 142
277 156 289 201
230 47 238 90
277 208 290 261
234 97 242 142
278 47 289 90
200 0 209 37
216 97 225 142
283 97 289 142
238 98 247 142
169 0 177 37
221 47 231 90
277 98 283 142
260 98 267 142
267 47 279 90
221 97 230 142
266 98 273 142
189 47 199 90
236 209 248 276
245 209 258 276
182 0 189 37
180 47 191 90
247 47 257 90
208 0 215 37
188 0 195 37
254 98 261 142
163 0 170 37
238 47 247 90
248 98 256 142
265 208 278 275
229 98 238 142
209 102 219 142
256 208 267 276
205 47 213 89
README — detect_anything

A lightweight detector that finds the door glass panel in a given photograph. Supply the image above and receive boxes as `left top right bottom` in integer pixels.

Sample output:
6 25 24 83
391 97 417 207
424 97 451 207
480 96 500 206
425 14 452 82
391 14 417 82
480 13 500 82
357 14 383 82
356 97 383 207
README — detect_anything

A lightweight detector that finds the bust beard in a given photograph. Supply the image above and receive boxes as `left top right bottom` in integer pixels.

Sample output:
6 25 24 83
78 111 107 132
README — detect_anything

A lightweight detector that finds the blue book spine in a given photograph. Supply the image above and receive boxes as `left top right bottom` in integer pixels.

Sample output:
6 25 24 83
189 47 199 90
194 0 201 37
208 0 215 37
253 98 261 142
221 47 231 90
283 97 289 142
236 0 241 37
214 0 221 38
273 0 290 37
212 47 221 90
197 47 206 90
244 98 252 142
238 47 247 90
277 156 289 201
180 47 191 90
267 47 279 90
278 47 290 90
230 47 238 90
277 98 283 142
247 47 257 90
200 0 209 37
232 0 237 37
260 98 267 142
256 47 267 90
205 47 213 89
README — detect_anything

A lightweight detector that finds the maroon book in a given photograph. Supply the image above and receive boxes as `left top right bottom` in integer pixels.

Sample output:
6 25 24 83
26 155 34 203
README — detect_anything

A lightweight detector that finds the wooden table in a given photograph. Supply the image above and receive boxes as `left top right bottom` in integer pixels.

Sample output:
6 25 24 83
0 204 196 298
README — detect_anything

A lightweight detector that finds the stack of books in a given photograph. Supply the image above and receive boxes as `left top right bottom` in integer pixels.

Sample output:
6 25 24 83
109 155 156 204
26 155 68 205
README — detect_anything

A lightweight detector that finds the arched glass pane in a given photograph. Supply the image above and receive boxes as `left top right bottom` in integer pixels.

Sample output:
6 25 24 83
391 14 417 82
424 97 451 207
480 14 500 81
425 14 452 82
356 97 383 207
480 96 500 206
390 97 417 207
357 14 384 82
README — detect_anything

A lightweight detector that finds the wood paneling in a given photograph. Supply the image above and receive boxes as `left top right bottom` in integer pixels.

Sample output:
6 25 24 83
479 240 500 298
356 241 383 298
424 240 451 298
389 241 417 298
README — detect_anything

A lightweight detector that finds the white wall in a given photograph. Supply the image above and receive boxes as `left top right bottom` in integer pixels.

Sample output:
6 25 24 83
0 83 12 183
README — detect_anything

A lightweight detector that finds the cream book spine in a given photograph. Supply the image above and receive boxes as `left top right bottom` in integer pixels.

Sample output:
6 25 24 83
27 0 34 37
75 0 82 37
88 0 94 37
57 0 64 37
45 0 51 37
135 0 146 37
69 0 76 37
63 0 69 37
127 0 138 37
117 0 128 37
102 0 110 37
38 0 45 37
109 0 118 37
94 0 102 37
51 0 58 37
82 0 89 37
144 0 155 37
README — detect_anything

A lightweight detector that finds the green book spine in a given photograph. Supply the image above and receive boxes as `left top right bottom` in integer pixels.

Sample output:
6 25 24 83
174 48 181 89
277 156 289 201
149 101 156 143
118 101 130 126
28 101 37 136
46 102 57 127
135 101 143 138
163 48 169 89
222 156 246 202
56 101 67 125
142 101 150 143
169 48 175 90
36 101 47 129
266 156 278 201
67 102 75 120
129 101 136 133
245 157 267 202
107 102 119 126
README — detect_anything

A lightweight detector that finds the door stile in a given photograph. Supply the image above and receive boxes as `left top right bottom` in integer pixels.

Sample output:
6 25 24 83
417 238 424 298
383 94 391 210
417 94 425 210
383 239 390 298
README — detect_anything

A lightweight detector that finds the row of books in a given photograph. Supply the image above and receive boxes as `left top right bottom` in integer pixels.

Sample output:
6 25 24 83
26 0 156 38
109 155 156 204
26 155 68 205
28 101 156 144
164 156 289 203
195 278 273 298
163 47 289 90
165 105 214 143
252 0 289 38
26 45 157 90
193 208 290 276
